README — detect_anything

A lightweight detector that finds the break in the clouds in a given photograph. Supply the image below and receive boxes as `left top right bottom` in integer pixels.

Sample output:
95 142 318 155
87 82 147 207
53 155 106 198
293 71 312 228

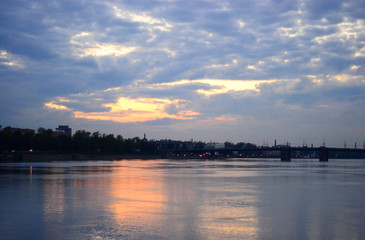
0 0 364 146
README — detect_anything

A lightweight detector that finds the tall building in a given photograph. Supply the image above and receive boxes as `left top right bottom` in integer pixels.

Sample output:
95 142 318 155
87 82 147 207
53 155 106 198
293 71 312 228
56 125 72 137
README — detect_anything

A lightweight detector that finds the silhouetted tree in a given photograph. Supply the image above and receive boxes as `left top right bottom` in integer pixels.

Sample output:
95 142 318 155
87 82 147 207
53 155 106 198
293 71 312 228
116 135 124 152
35 128 53 150
124 138 134 153
72 130 91 151
22 132 35 150
0 127 12 151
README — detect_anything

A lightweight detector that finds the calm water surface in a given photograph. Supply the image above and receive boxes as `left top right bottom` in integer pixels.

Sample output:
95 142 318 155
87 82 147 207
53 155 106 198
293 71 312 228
1 159 365 240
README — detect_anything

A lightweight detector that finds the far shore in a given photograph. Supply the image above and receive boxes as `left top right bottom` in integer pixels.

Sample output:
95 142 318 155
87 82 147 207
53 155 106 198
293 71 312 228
1 152 166 162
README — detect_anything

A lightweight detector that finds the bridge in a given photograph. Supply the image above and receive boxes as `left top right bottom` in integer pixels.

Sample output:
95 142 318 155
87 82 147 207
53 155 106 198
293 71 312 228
276 147 365 162
169 146 365 161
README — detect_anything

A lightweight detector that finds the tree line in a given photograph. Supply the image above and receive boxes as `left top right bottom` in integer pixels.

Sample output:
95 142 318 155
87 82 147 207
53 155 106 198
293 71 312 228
0 127 153 154
0 126 258 155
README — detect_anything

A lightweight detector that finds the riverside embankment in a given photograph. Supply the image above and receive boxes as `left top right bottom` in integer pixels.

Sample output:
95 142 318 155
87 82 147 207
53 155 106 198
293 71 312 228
1 152 165 162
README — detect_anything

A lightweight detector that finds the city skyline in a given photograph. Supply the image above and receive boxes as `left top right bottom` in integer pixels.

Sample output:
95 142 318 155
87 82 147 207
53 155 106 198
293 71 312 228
1 0 364 147
2 124 364 149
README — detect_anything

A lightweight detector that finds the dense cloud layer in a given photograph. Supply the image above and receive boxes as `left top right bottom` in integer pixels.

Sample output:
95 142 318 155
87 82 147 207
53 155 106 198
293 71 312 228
0 0 364 146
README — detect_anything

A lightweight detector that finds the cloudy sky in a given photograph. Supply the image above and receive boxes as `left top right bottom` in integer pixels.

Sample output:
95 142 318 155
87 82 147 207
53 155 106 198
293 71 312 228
1 0 364 147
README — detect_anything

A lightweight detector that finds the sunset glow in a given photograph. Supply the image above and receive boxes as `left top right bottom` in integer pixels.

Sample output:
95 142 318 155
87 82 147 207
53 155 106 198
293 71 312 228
74 97 199 123
44 102 70 110
1 0 364 146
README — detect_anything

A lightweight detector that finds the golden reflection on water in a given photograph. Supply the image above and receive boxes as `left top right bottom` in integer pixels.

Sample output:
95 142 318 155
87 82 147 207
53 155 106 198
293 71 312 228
108 162 166 227
39 162 261 238
107 161 260 239
31 160 365 239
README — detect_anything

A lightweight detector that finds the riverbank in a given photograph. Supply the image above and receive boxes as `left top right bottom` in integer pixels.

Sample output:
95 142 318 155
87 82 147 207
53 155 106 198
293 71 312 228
0 152 165 162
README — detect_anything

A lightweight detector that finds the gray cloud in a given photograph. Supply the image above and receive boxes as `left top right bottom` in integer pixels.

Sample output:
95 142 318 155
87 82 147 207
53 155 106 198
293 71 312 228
0 0 364 146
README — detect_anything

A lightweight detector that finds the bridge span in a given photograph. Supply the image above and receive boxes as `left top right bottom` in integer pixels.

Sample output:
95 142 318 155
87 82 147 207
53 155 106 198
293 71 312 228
170 146 365 161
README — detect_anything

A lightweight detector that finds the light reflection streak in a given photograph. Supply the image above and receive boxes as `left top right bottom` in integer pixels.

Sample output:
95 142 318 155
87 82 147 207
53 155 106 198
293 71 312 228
197 187 260 238
43 177 65 238
9 160 365 239
108 163 165 227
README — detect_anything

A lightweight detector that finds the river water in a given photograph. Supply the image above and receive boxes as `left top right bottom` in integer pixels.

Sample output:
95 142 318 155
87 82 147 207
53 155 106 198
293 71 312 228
0 159 364 240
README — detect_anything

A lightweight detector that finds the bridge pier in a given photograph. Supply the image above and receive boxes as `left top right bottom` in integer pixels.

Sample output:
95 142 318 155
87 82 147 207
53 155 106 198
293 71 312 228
319 147 329 162
280 148 291 162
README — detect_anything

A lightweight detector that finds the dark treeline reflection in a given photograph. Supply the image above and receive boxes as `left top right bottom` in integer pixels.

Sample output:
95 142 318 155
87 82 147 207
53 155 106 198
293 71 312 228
0 127 154 154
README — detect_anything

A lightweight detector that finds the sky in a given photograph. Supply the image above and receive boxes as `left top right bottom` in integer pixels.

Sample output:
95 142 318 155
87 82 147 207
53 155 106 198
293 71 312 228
0 0 364 147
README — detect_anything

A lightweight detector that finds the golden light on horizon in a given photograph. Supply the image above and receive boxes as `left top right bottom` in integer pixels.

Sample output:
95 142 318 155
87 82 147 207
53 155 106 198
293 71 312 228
44 78 282 123
74 97 200 123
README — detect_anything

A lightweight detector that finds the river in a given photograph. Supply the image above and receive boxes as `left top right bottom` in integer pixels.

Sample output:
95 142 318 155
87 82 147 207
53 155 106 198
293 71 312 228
1 159 364 240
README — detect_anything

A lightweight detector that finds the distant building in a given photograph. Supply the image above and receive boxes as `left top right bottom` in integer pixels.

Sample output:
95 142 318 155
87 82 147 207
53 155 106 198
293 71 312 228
55 125 72 137
2 126 35 136
52 130 69 137
152 139 205 152
154 139 182 152
204 142 225 150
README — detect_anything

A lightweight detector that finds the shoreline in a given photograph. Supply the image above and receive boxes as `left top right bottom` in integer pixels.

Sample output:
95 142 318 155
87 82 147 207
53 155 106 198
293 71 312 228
1 152 165 162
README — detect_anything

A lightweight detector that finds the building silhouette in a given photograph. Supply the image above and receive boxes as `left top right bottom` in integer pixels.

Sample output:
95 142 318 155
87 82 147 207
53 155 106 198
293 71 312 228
55 125 72 137
2 126 35 135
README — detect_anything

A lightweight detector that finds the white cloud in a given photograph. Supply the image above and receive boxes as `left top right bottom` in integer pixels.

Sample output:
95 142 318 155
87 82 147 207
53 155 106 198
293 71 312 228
350 65 360 70
313 18 365 44
206 59 237 69
237 20 245 29
151 79 278 96
1 0 365 146
0 50 25 69
354 47 365 57
70 32 137 58
111 4 172 32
